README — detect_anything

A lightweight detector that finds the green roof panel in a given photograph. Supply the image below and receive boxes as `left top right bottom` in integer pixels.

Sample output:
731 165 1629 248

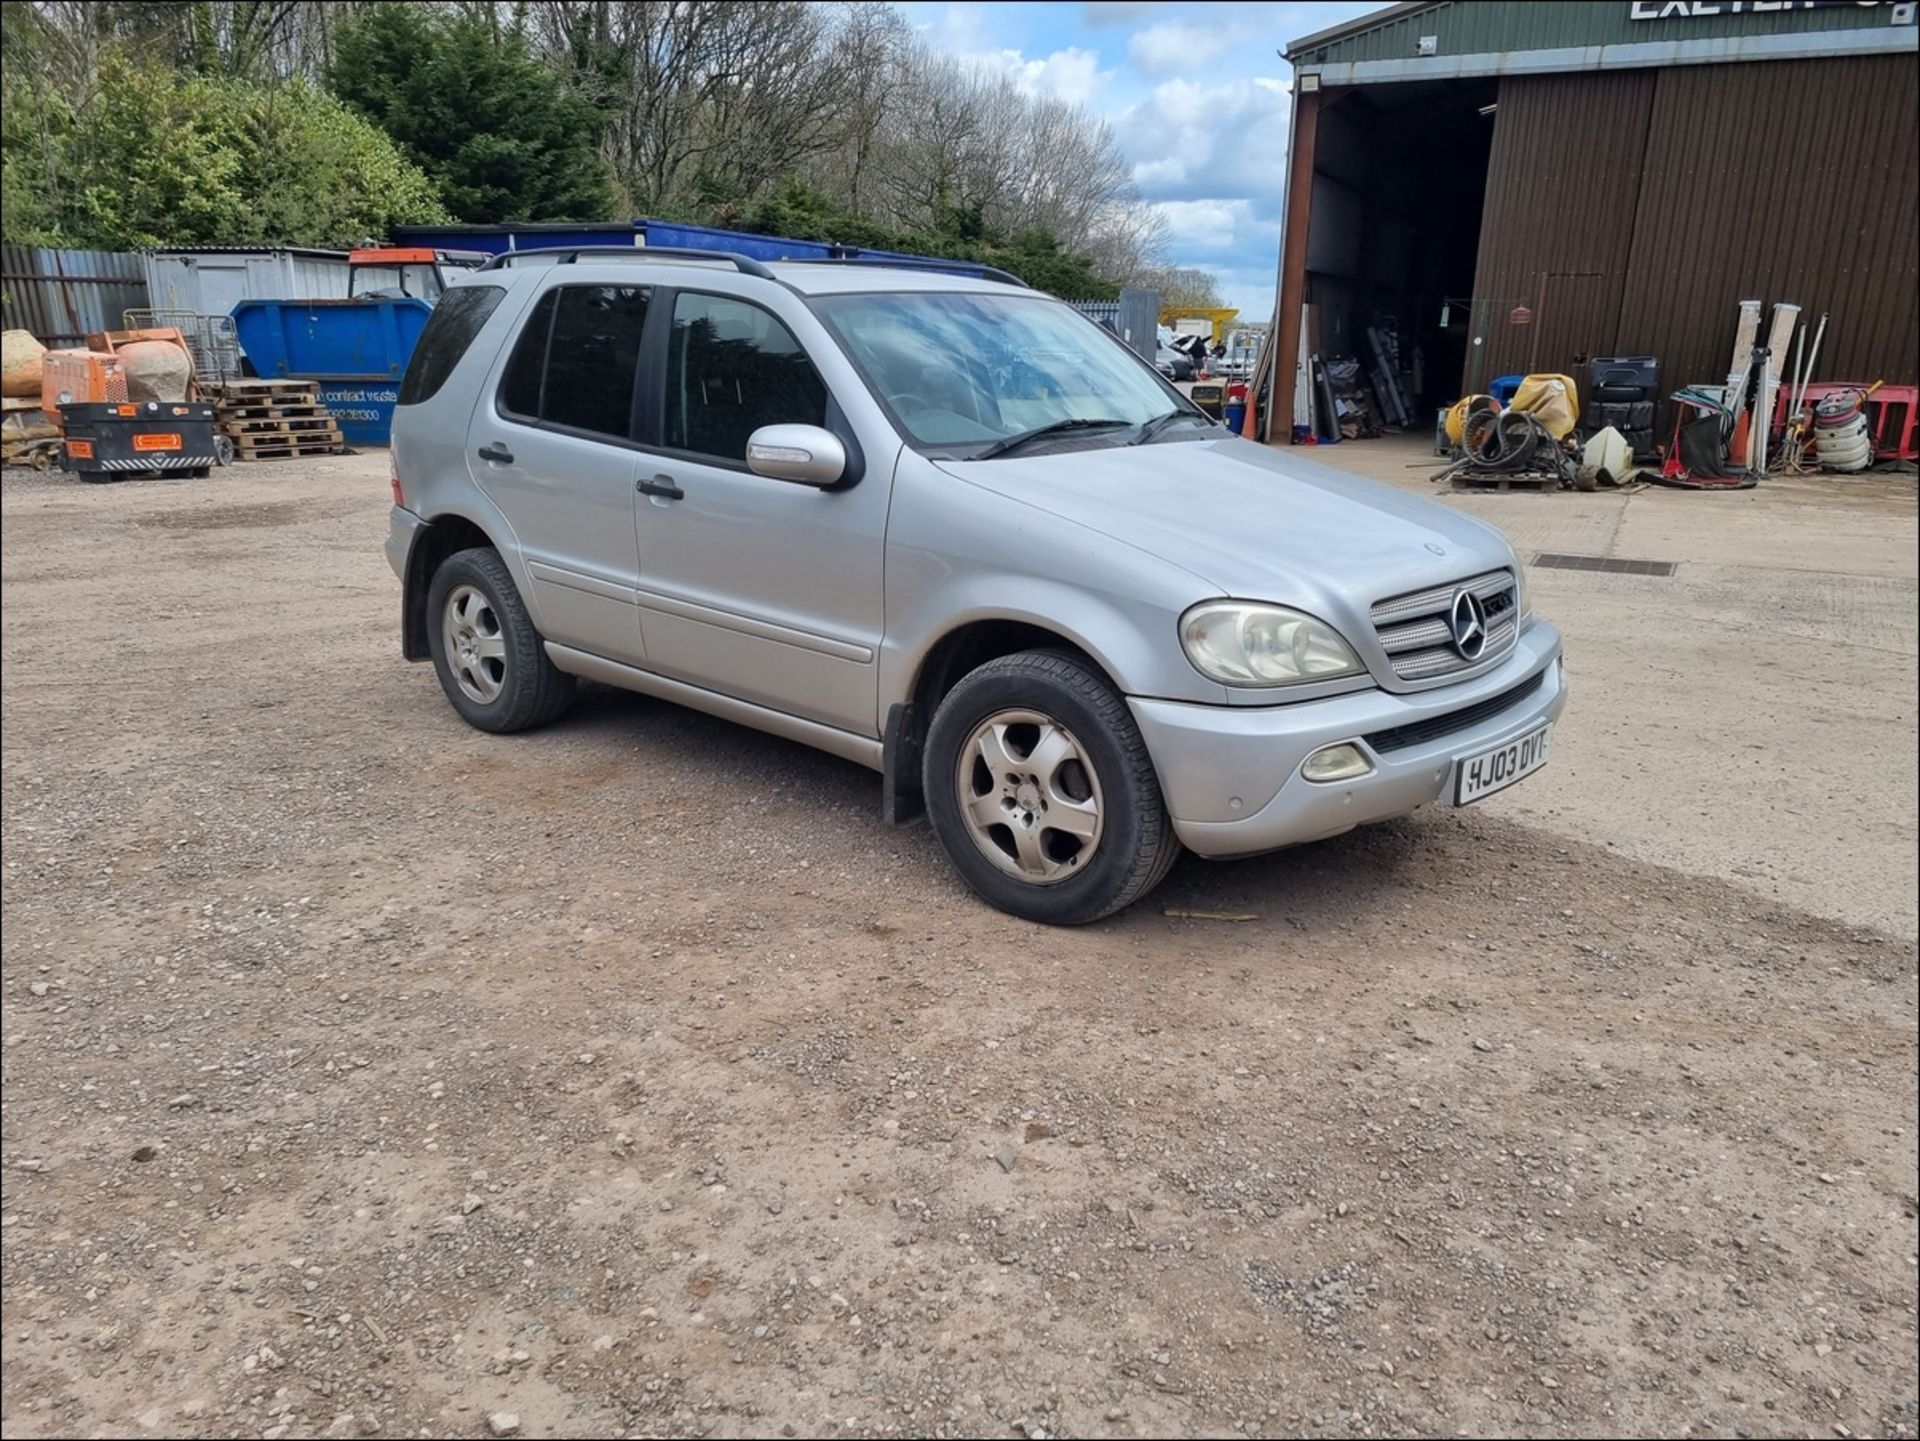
1290 0 1914 68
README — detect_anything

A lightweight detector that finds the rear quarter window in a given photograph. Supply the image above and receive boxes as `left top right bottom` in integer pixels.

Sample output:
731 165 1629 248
398 284 506 405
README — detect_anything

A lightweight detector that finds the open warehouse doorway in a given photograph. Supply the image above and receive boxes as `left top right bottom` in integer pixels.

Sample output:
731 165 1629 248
1301 77 1496 433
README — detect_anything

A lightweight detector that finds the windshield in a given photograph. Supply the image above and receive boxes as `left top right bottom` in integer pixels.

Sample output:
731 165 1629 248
813 292 1184 455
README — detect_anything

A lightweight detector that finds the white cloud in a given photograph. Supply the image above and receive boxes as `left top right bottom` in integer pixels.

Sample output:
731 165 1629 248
1152 198 1255 248
1116 76 1293 208
1131 156 1190 188
962 44 1111 107
923 2 990 51
1128 20 1238 76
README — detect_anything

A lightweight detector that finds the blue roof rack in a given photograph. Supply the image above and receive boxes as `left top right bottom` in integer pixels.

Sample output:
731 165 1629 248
806 255 1030 289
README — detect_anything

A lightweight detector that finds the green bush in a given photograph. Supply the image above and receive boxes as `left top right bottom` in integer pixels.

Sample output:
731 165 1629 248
2 59 444 250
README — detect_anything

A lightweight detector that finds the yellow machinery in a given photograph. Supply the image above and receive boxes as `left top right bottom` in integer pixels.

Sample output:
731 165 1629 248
1160 306 1240 347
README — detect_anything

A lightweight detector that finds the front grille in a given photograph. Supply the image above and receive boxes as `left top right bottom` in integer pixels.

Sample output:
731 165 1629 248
1364 667 1548 754
1370 569 1518 681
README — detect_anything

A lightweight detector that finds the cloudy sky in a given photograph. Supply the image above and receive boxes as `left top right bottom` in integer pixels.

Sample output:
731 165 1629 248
891 0 1387 321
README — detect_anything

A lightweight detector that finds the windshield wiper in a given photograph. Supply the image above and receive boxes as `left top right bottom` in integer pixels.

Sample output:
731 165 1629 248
1131 409 1214 445
968 417 1132 460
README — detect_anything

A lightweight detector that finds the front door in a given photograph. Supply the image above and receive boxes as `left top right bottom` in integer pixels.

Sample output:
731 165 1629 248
468 282 652 663
632 289 888 737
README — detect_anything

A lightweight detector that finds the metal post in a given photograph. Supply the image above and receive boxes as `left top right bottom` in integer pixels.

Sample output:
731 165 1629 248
1267 84 1321 444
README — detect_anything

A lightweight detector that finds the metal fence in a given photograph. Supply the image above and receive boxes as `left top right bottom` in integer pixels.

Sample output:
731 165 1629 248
1 246 150 346
1065 287 1161 363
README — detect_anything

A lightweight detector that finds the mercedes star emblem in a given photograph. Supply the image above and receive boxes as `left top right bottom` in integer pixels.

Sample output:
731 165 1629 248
1448 588 1488 660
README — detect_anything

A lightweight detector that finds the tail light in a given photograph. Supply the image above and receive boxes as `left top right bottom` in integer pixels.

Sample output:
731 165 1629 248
389 451 404 507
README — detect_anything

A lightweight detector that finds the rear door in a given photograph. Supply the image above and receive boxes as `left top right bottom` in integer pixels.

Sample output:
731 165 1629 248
628 288 890 736
467 281 653 663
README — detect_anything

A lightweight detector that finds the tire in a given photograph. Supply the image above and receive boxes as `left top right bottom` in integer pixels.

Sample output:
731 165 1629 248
1494 409 1541 466
425 547 573 733
1461 405 1501 461
923 649 1177 925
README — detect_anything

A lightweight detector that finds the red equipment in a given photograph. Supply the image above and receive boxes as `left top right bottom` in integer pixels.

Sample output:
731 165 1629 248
1773 381 1916 463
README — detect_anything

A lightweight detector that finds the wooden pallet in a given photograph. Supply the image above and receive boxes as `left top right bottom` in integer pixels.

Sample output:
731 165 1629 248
1449 473 1557 492
208 378 318 402
218 401 333 422
231 431 343 461
221 413 340 438
211 378 341 460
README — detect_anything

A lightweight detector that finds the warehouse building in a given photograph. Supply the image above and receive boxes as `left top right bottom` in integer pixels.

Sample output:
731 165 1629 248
1265 0 1919 444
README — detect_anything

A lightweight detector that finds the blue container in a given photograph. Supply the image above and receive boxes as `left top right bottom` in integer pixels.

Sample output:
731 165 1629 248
391 218 840 263
640 219 833 262
311 379 404 448
392 222 643 256
1489 374 1524 405
1222 401 1247 433
230 297 433 445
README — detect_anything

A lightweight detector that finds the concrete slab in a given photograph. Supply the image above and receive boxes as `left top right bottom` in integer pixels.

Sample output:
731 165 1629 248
1282 434 1919 936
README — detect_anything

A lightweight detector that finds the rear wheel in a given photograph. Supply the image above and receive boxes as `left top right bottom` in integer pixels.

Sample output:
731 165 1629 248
923 650 1177 925
425 547 573 733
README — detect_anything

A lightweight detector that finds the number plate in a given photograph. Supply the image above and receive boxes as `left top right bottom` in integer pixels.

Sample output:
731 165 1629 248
1454 724 1552 805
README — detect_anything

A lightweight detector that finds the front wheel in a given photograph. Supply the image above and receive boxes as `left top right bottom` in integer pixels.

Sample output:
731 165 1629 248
923 650 1178 924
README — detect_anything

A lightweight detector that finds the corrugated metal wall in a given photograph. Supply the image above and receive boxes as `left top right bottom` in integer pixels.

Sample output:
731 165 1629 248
0 246 149 345
144 251 352 314
1295 0 1908 67
1466 67 1655 390
1471 54 1918 409
1618 54 1919 389
1469 68 1654 389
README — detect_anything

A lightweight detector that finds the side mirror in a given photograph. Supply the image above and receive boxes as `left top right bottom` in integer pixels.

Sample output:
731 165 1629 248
745 424 846 487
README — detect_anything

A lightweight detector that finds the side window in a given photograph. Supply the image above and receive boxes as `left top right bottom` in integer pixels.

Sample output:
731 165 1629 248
499 290 554 419
398 283 504 405
496 284 650 441
664 293 828 463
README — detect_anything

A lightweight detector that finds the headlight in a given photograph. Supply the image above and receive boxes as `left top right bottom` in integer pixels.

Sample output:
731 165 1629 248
1180 602 1365 687
1513 558 1533 620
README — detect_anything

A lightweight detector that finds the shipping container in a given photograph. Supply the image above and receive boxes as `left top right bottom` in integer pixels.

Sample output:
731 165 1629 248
143 248 352 317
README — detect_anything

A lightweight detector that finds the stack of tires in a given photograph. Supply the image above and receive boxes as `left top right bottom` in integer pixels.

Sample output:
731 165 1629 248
1812 391 1873 472
1587 356 1658 460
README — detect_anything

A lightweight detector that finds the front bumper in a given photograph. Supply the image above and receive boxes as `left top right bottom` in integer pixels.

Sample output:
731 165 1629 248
1130 620 1566 858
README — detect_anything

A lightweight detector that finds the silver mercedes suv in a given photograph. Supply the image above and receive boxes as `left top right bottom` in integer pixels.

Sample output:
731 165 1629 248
386 248 1566 924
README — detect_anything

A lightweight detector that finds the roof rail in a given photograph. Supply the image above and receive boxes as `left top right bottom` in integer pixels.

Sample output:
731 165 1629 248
806 255 1030 289
477 246 776 280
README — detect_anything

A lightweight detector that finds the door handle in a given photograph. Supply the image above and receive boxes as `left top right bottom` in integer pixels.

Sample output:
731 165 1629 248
637 474 684 500
476 442 514 464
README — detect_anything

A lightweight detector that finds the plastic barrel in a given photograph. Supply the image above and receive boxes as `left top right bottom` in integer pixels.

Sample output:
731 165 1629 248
1222 400 1246 432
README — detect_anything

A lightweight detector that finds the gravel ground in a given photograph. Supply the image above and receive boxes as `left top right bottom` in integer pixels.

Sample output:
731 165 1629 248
2 457 1916 1440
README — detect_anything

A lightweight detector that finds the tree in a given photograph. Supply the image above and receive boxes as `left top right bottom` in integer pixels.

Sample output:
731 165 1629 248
0 54 444 250
1137 265 1224 310
331 3 616 223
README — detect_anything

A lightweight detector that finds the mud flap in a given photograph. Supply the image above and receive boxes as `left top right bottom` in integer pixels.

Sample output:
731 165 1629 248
881 702 925 827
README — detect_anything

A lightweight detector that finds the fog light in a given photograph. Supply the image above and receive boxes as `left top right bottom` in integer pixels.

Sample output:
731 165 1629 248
1302 742 1373 783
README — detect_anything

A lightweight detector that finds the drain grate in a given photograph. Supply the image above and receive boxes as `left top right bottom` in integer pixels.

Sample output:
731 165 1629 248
1533 552 1677 577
